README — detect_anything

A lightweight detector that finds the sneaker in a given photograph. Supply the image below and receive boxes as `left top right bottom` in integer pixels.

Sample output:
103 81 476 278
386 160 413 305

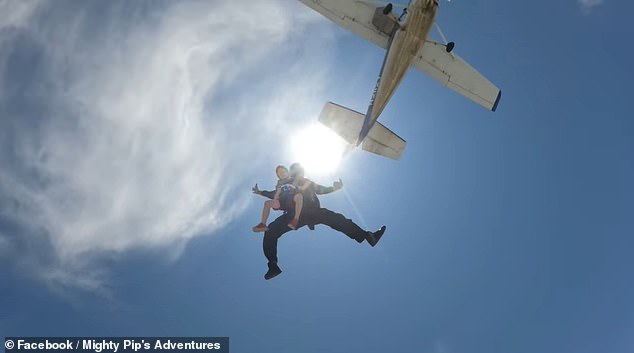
365 225 386 247
288 219 299 230
264 262 282 280
252 223 268 232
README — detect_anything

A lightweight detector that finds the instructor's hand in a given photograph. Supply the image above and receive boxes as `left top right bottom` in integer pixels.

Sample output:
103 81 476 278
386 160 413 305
333 178 343 191
252 183 261 195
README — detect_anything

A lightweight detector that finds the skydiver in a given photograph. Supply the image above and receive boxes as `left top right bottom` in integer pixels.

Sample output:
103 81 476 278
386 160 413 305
252 165 310 232
253 162 386 280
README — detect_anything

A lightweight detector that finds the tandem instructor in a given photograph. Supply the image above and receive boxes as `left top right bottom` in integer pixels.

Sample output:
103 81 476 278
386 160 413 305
253 162 386 280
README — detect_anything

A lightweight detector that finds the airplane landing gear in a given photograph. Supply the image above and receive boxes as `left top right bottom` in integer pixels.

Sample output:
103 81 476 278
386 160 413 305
445 41 455 53
382 3 393 15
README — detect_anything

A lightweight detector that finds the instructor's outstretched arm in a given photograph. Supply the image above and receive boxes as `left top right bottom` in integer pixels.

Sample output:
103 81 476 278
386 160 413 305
313 178 343 195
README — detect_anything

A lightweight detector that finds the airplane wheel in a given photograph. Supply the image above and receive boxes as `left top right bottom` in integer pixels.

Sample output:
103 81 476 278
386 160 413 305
383 3 393 15
446 42 455 53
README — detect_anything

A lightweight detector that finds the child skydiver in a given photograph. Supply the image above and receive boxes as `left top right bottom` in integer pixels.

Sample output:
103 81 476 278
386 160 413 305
252 165 307 232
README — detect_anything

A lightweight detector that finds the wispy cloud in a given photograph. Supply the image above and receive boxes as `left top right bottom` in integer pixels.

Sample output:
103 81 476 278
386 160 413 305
0 0 333 292
578 0 604 12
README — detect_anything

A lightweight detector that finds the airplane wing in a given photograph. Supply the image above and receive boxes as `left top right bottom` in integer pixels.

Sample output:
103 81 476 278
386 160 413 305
412 41 502 111
297 0 390 49
319 102 406 160
297 0 501 111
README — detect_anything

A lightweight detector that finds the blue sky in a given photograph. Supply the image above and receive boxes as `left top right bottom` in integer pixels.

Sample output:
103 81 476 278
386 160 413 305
1 1 633 353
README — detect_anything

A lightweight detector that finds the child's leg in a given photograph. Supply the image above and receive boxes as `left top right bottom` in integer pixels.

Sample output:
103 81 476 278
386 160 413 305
261 199 281 223
261 200 272 224
292 193 303 221
287 193 303 230
254 200 277 232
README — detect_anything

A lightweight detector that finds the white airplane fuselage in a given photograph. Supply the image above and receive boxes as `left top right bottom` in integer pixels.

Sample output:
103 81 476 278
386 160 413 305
358 0 438 144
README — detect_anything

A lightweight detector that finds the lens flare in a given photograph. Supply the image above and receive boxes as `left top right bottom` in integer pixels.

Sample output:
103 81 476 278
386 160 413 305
290 123 347 176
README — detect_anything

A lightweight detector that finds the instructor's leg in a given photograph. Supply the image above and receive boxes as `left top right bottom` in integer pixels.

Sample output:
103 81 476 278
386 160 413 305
309 208 367 243
263 213 293 280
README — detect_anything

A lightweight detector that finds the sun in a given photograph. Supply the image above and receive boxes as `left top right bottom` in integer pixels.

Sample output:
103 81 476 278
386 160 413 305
290 123 348 176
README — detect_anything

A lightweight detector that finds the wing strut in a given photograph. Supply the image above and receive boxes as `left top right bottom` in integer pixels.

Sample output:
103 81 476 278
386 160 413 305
433 22 455 54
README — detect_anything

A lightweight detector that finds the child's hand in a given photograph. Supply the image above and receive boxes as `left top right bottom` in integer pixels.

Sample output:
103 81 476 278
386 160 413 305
333 178 343 190
252 184 261 194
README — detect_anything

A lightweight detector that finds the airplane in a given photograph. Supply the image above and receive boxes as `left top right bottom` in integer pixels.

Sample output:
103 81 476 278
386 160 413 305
297 0 502 160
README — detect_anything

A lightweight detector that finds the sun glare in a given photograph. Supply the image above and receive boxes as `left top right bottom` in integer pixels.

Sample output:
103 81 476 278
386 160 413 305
290 123 348 176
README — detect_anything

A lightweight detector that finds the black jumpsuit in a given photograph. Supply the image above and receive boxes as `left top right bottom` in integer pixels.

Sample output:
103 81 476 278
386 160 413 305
258 179 367 265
